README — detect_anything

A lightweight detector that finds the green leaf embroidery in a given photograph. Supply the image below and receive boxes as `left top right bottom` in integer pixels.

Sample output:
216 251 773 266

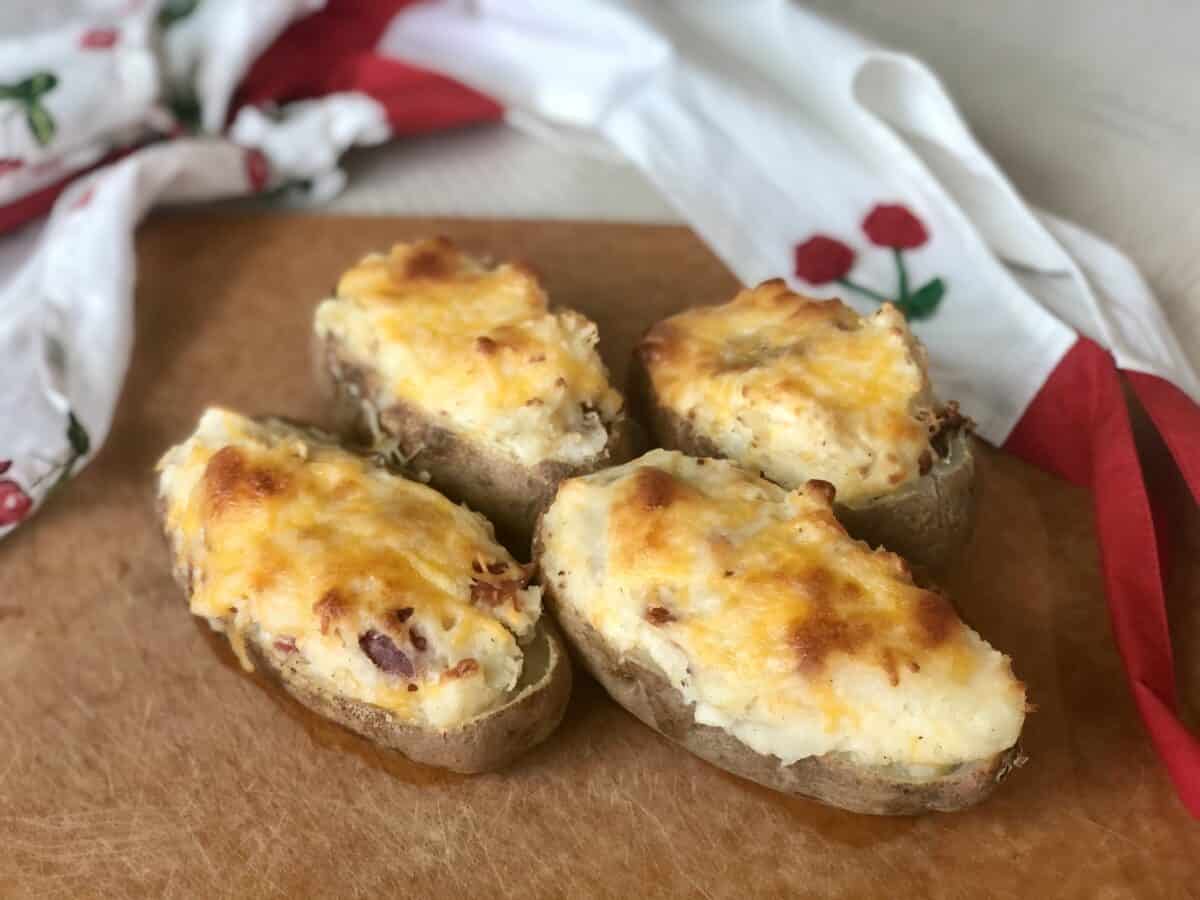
159 0 201 29
67 412 90 457
897 277 945 320
24 72 58 97
0 71 59 146
26 103 55 147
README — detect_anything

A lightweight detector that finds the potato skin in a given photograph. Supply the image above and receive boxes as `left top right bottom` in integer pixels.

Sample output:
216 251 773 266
317 333 638 555
159 481 572 776
244 617 572 774
534 522 1022 814
631 352 976 575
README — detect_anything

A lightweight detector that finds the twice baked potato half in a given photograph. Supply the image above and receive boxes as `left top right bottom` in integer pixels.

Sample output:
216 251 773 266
157 409 570 773
535 450 1026 814
313 237 635 551
634 280 975 573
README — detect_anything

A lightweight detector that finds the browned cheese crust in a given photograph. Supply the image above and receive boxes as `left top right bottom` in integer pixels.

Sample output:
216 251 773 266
534 516 1022 815
158 454 572 776
630 347 977 576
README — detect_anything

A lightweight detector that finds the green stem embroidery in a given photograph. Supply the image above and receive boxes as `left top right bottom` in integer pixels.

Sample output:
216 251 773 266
836 277 894 305
893 247 909 302
28 411 90 493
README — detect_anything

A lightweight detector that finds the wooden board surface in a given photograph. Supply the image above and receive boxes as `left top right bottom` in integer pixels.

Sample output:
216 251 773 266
1 214 1197 899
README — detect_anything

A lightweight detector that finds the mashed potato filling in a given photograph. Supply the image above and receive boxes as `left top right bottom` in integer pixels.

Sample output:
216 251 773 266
157 409 542 729
640 281 939 503
539 450 1025 769
314 238 624 467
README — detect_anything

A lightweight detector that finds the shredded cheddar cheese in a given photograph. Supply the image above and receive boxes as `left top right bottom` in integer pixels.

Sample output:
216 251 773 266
538 450 1025 769
157 409 543 729
639 280 938 503
314 238 624 466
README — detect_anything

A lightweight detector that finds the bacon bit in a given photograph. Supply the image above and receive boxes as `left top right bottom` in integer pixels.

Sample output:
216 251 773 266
313 589 347 635
918 449 934 476
407 683 419 692
409 624 428 651
470 579 510 608
444 658 480 680
909 660 921 674
393 606 414 624
723 570 734 577
273 637 297 654
359 630 414 677
475 336 499 355
645 606 675 626
554 377 567 388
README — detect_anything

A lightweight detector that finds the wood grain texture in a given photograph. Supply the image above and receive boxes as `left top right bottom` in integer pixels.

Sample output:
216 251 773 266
1 214 1198 899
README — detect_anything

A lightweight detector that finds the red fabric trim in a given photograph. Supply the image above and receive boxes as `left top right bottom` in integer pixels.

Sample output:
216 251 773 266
1007 338 1200 815
236 0 410 108
1127 372 1200 504
236 0 502 130
1 0 500 236
0 144 139 235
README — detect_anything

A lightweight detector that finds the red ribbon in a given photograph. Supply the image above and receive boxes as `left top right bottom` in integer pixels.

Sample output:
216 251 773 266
1008 338 1200 814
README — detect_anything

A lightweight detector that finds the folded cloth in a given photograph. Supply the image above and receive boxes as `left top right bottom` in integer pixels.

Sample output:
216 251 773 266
2 0 1199 814
0 0 497 528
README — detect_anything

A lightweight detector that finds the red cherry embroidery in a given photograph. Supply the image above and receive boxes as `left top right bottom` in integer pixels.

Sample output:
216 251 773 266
793 235 856 285
71 186 96 210
862 204 928 250
80 28 119 49
244 149 269 192
0 479 32 526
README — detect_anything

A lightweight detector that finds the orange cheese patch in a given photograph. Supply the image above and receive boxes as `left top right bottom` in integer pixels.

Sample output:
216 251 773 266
639 280 936 502
315 238 623 465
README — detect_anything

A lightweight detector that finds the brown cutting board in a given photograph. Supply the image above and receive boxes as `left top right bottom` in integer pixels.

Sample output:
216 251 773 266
2 214 1198 899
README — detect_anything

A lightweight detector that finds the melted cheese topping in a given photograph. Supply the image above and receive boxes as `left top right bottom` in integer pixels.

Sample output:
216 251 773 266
539 450 1025 769
157 409 543 729
314 238 624 466
640 280 938 503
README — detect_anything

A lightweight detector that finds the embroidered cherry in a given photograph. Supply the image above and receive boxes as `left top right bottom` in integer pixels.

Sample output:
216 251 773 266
792 202 945 321
862 204 929 250
0 479 32 526
79 28 119 49
244 148 269 192
793 236 856 285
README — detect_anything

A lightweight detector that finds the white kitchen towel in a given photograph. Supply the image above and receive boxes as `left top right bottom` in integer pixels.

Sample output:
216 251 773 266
380 0 1200 441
